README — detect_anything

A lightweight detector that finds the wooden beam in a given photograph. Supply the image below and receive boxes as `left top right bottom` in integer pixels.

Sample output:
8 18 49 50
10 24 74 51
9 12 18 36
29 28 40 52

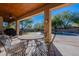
50 3 72 11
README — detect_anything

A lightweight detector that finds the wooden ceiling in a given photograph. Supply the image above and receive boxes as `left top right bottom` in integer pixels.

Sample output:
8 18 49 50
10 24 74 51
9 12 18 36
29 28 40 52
0 3 46 22
0 3 71 22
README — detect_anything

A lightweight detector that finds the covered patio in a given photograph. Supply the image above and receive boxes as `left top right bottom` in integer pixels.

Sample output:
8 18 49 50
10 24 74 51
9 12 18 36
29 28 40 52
0 3 72 56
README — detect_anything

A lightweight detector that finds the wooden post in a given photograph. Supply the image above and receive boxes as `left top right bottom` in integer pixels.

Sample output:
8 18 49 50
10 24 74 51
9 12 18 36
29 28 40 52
0 16 3 31
44 7 52 55
44 7 52 45
16 20 20 35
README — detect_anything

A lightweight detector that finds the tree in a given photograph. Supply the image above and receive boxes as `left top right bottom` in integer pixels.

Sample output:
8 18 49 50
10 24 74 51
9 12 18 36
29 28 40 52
61 11 73 28
20 18 33 30
52 15 63 29
52 11 74 29
71 12 79 26
34 22 44 31
40 22 44 30
27 24 33 29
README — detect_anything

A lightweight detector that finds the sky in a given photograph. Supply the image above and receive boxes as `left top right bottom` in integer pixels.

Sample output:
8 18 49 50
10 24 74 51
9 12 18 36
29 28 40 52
32 13 44 25
51 4 79 15
31 4 79 25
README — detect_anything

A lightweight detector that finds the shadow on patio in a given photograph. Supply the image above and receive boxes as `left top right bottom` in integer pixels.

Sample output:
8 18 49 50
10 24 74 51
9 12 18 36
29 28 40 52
47 42 62 56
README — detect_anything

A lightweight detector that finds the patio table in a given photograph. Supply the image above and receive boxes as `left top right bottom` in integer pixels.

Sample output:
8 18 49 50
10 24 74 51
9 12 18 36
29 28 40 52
18 34 44 39
17 34 47 56
17 34 44 47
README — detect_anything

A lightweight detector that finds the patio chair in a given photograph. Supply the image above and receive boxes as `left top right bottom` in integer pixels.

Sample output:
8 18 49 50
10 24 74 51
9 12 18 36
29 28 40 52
0 34 11 56
0 31 26 56
6 42 26 56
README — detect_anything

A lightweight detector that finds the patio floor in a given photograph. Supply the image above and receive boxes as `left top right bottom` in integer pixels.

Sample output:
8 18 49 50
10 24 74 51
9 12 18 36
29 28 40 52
0 32 79 56
53 34 79 56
